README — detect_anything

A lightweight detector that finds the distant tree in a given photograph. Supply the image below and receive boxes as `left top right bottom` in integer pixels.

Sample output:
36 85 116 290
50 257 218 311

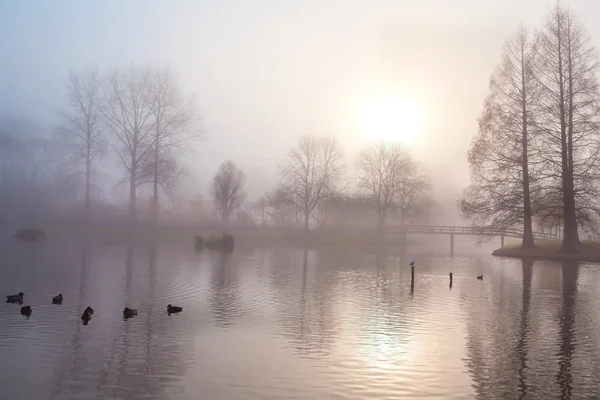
460 26 539 248
100 66 155 223
60 67 105 216
146 66 201 224
534 4 600 249
264 184 298 228
396 162 431 225
210 160 246 226
356 142 412 231
278 136 344 232
0 126 77 223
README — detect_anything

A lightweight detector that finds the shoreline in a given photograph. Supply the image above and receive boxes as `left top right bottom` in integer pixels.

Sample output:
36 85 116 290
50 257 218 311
492 241 600 263
5 226 417 249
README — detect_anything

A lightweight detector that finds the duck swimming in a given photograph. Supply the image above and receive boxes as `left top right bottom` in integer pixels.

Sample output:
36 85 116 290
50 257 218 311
477 275 483 280
123 307 138 318
6 292 24 303
52 294 63 304
167 304 182 315
81 306 94 325
20 305 32 316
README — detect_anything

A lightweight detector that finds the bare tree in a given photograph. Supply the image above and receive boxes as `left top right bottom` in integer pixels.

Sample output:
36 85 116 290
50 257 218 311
147 66 201 224
264 184 299 228
356 142 413 232
60 67 104 216
101 66 155 223
278 136 344 232
461 26 540 248
210 160 246 226
534 4 600 250
396 161 431 224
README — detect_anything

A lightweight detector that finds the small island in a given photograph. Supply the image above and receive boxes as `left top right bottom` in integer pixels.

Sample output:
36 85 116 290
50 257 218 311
492 240 600 263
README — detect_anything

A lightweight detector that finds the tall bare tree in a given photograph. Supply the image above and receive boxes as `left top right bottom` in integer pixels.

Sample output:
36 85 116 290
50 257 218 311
101 66 155 223
60 67 104 216
210 160 246 226
534 4 600 250
461 26 540 248
278 136 344 232
356 142 412 232
147 66 200 224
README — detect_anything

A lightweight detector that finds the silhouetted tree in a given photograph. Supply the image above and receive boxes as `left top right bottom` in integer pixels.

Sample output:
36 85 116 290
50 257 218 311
461 26 540 247
210 160 246 226
534 4 600 250
101 66 155 223
60 67 105 216
278 136 344 232
146 66 200 224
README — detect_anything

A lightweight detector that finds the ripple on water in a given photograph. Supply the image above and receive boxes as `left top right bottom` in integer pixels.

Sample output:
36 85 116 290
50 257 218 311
2 243 600 399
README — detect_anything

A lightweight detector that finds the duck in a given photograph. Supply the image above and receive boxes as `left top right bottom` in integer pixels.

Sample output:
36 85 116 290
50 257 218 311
81 306 94 324
20 305 32 316
6 292 24 303
477 275 483 280
167 304 183 315
52 294 63 305
123 307 138 318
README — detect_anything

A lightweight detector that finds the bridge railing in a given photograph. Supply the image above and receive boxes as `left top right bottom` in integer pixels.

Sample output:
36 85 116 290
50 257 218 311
381 224 557 240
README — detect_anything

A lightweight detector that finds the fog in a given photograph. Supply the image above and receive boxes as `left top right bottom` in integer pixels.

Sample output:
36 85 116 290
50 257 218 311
2 0 598 236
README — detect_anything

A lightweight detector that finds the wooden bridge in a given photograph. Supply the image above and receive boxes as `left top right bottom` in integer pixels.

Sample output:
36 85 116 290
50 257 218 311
381 224 558 255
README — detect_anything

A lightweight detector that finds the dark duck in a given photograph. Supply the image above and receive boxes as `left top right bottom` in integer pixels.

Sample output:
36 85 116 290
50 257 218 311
477 275 483 280
81 306 94 325
167 304 182 315
6 292 24 304
52 294 63 304
123 307 138 318
20 305 32 316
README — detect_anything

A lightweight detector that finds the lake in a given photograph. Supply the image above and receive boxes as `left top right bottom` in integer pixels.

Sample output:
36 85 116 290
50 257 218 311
1 239 600 399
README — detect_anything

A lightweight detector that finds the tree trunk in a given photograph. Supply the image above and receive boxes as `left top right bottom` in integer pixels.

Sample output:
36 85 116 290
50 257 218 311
85 152 91 218
129 164 137 225
376 207 387 238
152 130 160 226
559 17 580 252
304 210 310 234
520 42 535 249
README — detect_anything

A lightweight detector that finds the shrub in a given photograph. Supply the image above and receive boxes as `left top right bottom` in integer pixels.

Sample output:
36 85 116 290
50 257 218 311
206 234 219 249
194 234 204 249
221 233 235 252
14 228 45 242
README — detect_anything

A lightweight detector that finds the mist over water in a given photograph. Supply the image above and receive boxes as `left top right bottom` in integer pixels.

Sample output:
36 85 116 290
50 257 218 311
1 240 599 400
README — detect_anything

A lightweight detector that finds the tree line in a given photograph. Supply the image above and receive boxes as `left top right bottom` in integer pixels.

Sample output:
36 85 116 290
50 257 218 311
461 3 600 252
0 66 432 233
211 138 431 232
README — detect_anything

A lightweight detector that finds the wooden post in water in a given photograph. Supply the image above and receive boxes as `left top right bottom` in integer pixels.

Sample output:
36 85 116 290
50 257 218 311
449 272 453 287
410 265 415 292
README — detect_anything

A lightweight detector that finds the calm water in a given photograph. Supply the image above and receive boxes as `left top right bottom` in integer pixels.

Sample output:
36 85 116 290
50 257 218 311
1 240 600 400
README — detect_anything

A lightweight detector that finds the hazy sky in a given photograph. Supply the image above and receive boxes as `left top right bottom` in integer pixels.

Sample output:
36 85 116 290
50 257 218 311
1 0 598 220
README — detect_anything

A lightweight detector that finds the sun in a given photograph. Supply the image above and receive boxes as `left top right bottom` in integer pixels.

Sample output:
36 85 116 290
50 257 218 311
362 96 422 144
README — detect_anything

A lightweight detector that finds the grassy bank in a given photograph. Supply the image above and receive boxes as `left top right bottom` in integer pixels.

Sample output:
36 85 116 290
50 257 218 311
492 240 600 262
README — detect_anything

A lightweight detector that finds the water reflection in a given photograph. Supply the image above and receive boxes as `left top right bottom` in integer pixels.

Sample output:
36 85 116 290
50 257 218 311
557 261 578 399
209 252 241 328
271 248 336 359
3 242 600 399
517 259 533 400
